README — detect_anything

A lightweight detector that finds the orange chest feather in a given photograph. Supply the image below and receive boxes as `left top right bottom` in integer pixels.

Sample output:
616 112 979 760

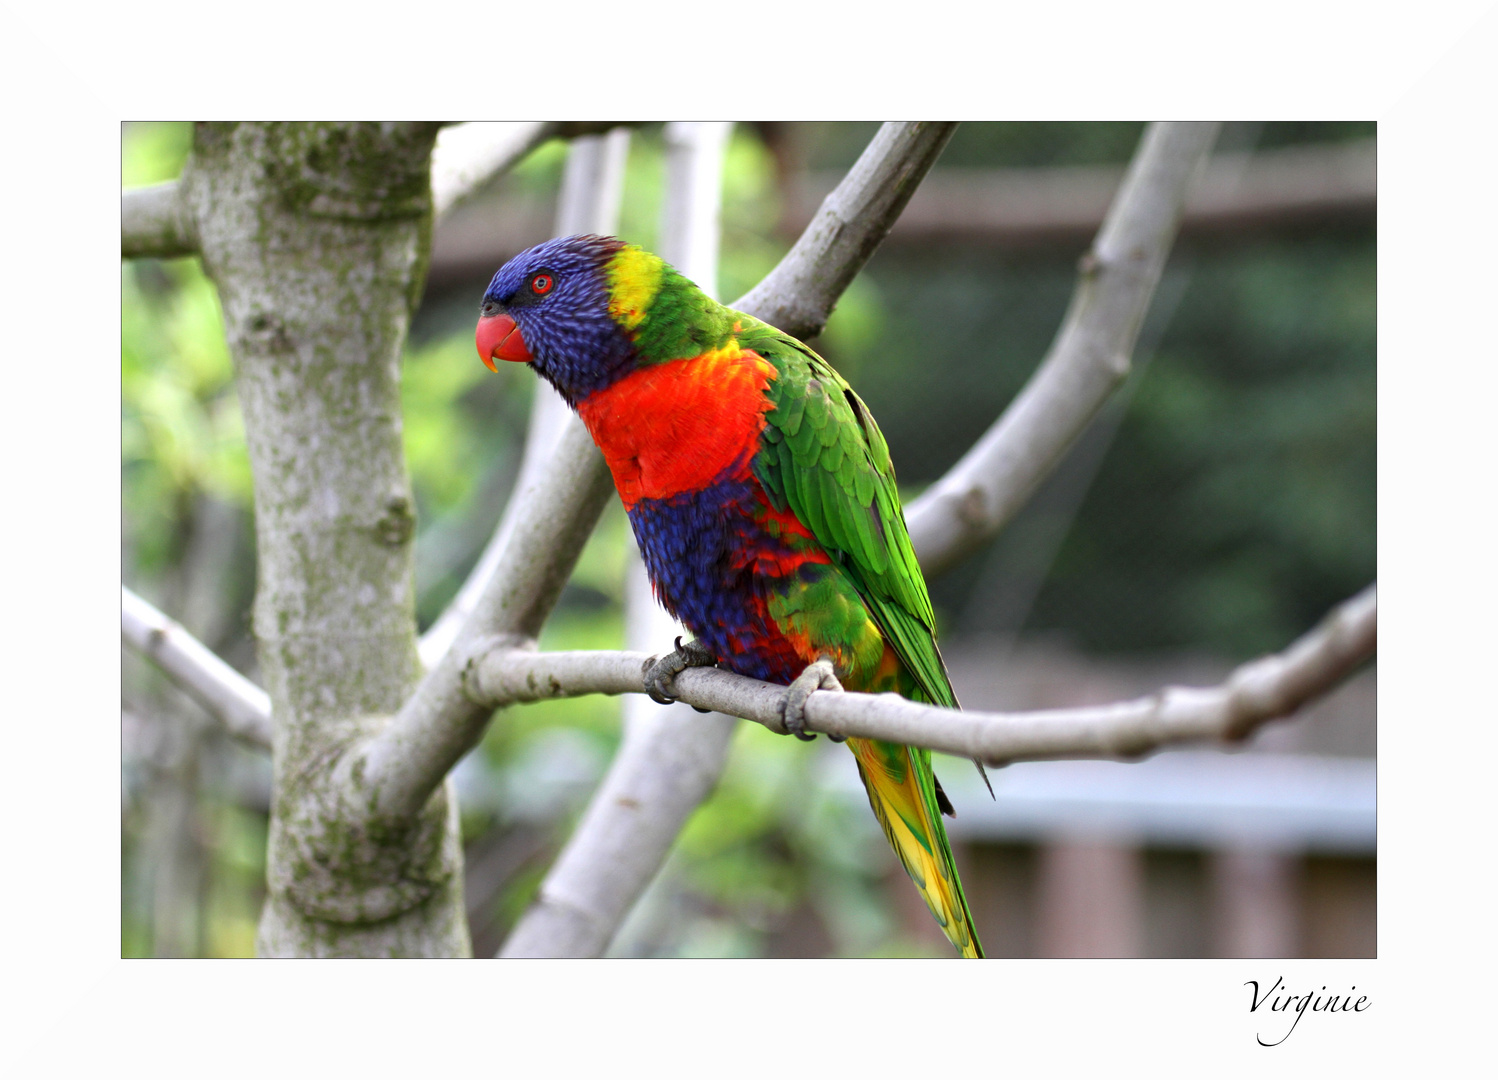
576 348 776 509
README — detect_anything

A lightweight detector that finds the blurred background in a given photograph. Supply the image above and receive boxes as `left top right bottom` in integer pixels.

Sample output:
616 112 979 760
121 121 1375 958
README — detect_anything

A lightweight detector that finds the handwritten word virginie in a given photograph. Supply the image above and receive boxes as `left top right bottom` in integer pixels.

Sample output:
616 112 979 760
1247 977 1369 1046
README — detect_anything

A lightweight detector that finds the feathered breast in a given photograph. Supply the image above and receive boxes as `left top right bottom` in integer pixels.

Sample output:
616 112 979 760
576 344 777 510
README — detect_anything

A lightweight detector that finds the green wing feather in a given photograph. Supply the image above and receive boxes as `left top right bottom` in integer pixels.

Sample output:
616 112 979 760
737 316 985 957
739 316 960 711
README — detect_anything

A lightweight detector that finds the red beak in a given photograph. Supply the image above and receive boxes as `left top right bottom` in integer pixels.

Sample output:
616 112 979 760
476 313 533 371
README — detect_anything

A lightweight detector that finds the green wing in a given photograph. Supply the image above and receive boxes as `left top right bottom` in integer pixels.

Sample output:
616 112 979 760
739 315 959 710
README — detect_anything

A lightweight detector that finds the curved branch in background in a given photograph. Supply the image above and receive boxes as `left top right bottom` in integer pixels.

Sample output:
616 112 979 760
906 122 1221 575
501 121 737 959
120 586 272 749
420 129 634 669
121 181 197 259
735 121 957 341
359 121 963 827
472 585 1375 767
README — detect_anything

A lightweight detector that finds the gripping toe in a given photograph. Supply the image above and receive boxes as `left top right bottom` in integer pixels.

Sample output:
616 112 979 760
642 637 717 706
781 658 843 741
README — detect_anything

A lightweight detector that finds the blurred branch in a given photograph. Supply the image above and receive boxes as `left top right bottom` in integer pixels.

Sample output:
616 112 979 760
906 121 1220 575
431 121 640 222
358 120 960 828
120 586 271 749
500 121 737 960
425 136 1372 283
121 181 197 259
791 137 1377 246
470 585 1376 767
419 129 634 669
734 121 957 339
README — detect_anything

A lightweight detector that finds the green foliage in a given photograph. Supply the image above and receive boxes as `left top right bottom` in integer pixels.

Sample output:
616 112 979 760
1027 237 1376 656
121 260 252 575
121 121 193 185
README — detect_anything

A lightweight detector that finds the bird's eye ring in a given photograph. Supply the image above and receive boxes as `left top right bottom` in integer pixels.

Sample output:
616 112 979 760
531 272 554 295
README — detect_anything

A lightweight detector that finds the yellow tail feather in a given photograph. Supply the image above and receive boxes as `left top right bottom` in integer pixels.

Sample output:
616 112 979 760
847 736 983 958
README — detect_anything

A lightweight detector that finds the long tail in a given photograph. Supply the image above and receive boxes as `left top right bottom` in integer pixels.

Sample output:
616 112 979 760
847 735 984 958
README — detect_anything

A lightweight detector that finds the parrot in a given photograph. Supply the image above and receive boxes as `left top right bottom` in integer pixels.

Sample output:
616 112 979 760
476 234 986 958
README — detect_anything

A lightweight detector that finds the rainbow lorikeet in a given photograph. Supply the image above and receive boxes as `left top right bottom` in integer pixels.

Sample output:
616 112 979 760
477 234 986 958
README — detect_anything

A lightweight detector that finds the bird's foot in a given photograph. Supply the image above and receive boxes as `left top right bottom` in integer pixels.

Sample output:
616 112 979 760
781 658 844 742
643 637 717 708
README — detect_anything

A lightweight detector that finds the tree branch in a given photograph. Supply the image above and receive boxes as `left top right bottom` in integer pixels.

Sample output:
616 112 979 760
470 585 1375 767
121 181 197 259
905 122 1220 575
733 121 958 339
357 121 962 827
430 122 552 221
120 586 272 749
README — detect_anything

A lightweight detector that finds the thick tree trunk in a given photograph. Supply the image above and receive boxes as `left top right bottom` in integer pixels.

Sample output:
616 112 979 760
182 122 470 956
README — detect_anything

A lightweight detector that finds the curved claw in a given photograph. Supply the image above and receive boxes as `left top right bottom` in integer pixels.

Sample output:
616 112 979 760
781 658 844 742
643 636 717 706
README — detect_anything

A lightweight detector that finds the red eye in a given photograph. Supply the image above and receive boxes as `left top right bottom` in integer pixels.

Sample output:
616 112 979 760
531 273 553 295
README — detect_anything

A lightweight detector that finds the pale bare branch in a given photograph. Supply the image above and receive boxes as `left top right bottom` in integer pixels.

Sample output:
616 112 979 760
120 586 272 749
734 121 957 340
353 417 618 823
431 122 552 221
471 585 1375 768
122 181 197 259
906 122 1221 575
501 121 736 959
360 121 963 828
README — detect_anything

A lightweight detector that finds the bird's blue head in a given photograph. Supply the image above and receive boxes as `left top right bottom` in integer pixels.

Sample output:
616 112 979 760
476 234 641 405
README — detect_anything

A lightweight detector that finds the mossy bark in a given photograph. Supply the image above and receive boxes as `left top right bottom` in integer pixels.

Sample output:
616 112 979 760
182 122 470 956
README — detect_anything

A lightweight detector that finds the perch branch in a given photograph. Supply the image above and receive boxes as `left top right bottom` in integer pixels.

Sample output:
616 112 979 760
905 121 1220 575
471 585 1375 766
120 586 272 749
